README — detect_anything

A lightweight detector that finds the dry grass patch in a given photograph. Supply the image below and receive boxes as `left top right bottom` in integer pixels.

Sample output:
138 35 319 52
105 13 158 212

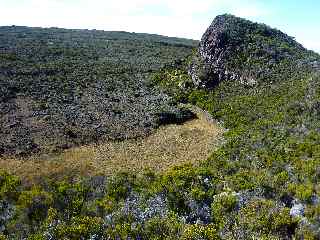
0 106 224 184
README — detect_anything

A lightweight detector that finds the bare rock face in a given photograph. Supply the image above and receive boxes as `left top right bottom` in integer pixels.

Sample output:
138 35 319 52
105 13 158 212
189 15 239 88
189 14 307 89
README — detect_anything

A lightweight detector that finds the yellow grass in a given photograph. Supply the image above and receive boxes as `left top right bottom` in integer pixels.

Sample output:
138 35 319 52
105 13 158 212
0 106 224 184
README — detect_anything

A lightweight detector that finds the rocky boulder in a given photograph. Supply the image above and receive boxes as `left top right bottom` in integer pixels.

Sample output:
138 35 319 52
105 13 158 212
189 14 307 88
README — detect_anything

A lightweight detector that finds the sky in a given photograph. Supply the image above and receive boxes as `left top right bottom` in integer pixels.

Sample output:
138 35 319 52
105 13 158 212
1 0 319 53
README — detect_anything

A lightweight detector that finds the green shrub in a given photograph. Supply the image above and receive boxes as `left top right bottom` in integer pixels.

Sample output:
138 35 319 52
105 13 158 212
191 187 207 202
156 165 196 213
104 222 141 240
18 187 53 224
96 195 117 215
237 199 297 236
305 204 320 224
287 183 314 202
0 171 21 200
294 223 319 240
143 214 182 239
27 233 46 240
181 224 220 240
227 170 256 191
211 191 237 226
54 216 103 239
52 181 88 219
274 171 289 186
106 172 136 201
154 165 216 214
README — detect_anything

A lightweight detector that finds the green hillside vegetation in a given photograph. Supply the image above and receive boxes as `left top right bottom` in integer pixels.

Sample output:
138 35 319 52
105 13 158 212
1 15 320 239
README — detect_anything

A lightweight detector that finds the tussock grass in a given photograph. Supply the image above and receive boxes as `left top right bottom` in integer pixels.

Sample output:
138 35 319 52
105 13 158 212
0 108 223 184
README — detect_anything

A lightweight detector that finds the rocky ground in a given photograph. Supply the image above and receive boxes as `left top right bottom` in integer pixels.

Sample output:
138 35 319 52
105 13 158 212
0 27 197 156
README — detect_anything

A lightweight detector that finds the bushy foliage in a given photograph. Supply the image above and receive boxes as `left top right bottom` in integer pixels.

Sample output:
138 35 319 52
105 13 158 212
0 171 20 200
182 224 220 240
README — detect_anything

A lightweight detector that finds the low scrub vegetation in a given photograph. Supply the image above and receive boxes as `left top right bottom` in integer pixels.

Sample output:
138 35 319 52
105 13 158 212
1 15 320 239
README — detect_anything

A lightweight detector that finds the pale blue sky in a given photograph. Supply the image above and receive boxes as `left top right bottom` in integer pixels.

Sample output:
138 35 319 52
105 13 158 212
0 0 319 52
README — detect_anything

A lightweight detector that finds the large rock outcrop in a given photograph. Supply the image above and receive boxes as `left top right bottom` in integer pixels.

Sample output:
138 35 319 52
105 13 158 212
189 14 310 88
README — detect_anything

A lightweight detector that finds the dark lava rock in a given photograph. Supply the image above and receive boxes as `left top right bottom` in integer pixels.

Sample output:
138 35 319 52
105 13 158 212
0 26 197 156
189 14 307 88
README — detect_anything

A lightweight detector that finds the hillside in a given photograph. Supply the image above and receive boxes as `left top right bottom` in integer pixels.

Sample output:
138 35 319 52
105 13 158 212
1 15 320 239
152 14 320 239
0 26 197 156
